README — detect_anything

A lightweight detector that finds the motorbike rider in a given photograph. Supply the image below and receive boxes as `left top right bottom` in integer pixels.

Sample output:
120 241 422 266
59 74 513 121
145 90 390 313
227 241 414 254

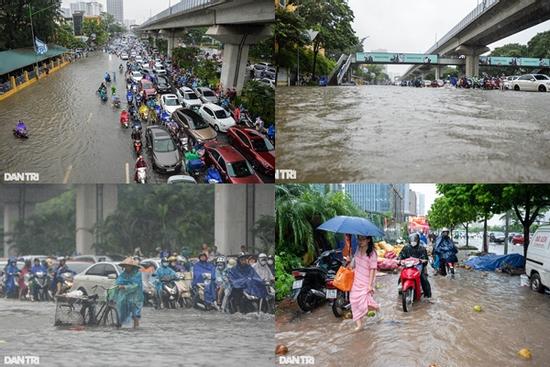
254 117 265 133
104 72 111 82
192 253 217 309
15 120 27 134
252 253 274 283
152 257 178 305
18 260 32 299
30 258 47 300
214 257 226 307
4 257 20 298
134 155 147 182
111 85 117 95
131 126 141 141
120 109 129 123
53 258 75 296
227 254 267 313
98 82 107 93
434 228 458 276
398 233 431 299
267 255 275 274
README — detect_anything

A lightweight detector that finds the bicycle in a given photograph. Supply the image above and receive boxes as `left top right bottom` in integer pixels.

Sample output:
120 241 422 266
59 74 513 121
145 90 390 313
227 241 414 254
79 285 120 328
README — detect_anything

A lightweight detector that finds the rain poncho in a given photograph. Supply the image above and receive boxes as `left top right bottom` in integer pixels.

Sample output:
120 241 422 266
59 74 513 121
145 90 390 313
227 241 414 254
31 264 47 274
111 268 144 324
228 263 267 299
4 261 19 296
434 235 458 263
153 265 177 298
192 260 216 305
252 263 274 283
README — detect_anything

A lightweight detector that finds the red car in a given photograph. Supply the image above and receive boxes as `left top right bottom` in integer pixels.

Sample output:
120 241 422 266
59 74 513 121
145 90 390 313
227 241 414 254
139 79 157 98
203 142 263 183
226 126 275 176
512 234 524 245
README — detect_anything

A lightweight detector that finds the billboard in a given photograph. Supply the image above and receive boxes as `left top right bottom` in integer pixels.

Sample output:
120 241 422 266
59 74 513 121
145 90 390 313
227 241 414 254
356 52 438 64
479 56 550 67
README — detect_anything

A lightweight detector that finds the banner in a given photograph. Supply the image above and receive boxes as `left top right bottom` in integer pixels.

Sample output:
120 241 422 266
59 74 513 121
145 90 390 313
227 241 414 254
356 52 438 64
35 37 48 55
479 56 550 67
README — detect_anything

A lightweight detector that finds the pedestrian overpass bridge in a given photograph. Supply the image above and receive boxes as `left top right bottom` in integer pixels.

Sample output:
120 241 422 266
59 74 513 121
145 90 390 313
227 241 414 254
1 185 273 258
136 0 274 92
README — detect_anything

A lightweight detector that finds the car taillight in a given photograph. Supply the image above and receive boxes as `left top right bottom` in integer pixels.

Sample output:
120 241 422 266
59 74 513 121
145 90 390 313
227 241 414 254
292 271 305 278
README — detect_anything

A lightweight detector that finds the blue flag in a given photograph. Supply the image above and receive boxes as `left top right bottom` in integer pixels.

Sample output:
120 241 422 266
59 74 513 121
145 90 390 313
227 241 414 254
35 38 48 55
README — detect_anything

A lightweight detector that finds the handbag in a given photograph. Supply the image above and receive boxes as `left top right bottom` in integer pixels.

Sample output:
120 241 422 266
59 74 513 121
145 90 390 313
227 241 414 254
333 266 355 292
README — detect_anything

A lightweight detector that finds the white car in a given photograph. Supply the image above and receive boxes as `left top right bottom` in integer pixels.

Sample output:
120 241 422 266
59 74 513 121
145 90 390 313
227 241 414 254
154 66 167 75
503 75 519 90
71 262 122 300
135 55 143 63
176 87 202 108
254 78 275 88
195 87 218 103
526 225 550 293
130 71 143 83
199 103 236 132
160 94 181 115
511 74 550 92
120 53 128 60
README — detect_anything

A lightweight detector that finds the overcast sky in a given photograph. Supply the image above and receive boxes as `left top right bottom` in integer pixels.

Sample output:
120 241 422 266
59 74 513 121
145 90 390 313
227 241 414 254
349 0 550 76
62 0 173 24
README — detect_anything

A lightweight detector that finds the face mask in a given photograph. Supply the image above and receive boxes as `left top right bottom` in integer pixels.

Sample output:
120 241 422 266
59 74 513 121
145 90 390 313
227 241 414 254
412 241 419 247
161 262 168 267
217 264 224 269
267 260 273 265
260 260 267 265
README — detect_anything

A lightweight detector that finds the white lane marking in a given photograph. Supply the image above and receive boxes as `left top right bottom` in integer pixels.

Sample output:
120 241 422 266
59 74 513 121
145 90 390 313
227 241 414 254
63 164 73 184
125 162 130 184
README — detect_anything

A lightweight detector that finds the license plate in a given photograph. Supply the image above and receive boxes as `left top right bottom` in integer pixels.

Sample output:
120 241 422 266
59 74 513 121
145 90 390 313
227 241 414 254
326 289 337 299
292 279 303 289
167 168 175 172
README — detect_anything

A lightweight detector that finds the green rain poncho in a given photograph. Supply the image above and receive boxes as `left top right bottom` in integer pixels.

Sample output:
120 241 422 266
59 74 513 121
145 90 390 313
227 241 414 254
109 268 144 324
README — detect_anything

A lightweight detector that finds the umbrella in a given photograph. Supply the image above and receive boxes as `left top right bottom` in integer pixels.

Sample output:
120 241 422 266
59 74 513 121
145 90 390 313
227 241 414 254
317 216 384 237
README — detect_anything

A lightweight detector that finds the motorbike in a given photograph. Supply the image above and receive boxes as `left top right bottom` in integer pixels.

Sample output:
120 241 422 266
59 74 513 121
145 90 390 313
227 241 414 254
31 271 51 301
260 280 275 314
136 167 147 184
13 128 29 139
329 279 352 319
113 97 121 109
193 273 215 311
120 112 129 128
398 257 427 312
119 65 124 73
205 166 222 183
158 276 179 309
58 272 74 295
175 272 193 308
291 250 344 312
133 139 143 155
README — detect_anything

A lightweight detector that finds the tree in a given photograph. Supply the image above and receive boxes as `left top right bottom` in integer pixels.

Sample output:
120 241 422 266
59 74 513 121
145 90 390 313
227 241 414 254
298 0 358 78
0 0 62 50
252 215 275 254
527 31 550 59
238 80 275 124
181 27 208 46
82 18 107 46
172 46 200 69
481 43 529 76
55 22 86 49
274 5 308 71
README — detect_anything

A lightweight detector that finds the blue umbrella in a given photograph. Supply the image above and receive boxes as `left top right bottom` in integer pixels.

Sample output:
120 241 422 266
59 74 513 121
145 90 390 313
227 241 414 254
317 216 384 237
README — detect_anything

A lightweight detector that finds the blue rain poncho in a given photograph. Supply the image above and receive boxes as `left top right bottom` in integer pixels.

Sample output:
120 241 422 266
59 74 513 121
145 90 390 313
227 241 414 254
228 263 267 299
153 265 177 298
110 268 144 324
31 264 47 274
192 260 216 305
434 235 458 263
4 261 19 296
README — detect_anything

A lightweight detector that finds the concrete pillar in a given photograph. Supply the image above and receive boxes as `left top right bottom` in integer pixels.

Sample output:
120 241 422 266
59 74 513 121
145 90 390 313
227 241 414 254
214 185 275 255
455 45 489 77
167 30 176 59
10 76 16 89
24 71 29 82
75 184 117 256
3 201 35 257
435 65 444 80
206 25 272 93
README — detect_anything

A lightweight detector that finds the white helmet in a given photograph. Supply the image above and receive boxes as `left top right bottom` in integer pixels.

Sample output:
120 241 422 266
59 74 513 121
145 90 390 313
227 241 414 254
258 253 267 260
441 227 450 233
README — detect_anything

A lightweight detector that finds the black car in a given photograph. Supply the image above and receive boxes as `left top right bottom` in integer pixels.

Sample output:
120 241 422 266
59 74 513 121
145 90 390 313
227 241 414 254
145 126 182 173
156 75 171 94
261 67 276 80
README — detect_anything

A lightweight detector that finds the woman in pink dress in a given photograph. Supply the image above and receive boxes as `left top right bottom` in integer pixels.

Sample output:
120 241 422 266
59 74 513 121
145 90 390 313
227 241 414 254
350 235 379 331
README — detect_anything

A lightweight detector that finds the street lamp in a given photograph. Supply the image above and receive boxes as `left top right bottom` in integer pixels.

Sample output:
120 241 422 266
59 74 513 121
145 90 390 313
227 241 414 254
28 0 58 77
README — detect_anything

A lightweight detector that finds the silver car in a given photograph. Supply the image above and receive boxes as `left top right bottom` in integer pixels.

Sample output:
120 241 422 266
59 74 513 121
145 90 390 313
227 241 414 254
511 74 550 92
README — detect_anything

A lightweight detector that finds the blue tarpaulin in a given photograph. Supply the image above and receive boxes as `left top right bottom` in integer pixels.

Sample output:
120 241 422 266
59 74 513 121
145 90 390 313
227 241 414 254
465 253 524 271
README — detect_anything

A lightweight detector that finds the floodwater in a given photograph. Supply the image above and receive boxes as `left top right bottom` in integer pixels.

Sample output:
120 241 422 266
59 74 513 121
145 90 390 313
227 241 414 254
275 85 550 183
0 298 274 366
276 270 550 367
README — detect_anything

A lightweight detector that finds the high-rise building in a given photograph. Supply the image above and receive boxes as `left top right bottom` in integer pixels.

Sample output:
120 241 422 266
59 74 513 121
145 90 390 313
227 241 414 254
73 11 85 36
86 2 103 16
417 193 426 216
70 2 87 15
107 0 124 23
61 8 72 18
124 19 136 28
407 190 417 216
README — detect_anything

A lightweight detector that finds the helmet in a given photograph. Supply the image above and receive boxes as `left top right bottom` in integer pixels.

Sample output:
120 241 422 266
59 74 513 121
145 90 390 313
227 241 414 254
167 256 177 262
160 257 169 265
216 256 226 264
258 253 267 260
227 258 237 267
441 227 450 233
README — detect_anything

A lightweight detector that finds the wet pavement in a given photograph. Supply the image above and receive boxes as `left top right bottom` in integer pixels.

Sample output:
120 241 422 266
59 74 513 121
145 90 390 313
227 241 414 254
0 51 273 184
0 298 274 366
275 268 550 366
275 85 550 183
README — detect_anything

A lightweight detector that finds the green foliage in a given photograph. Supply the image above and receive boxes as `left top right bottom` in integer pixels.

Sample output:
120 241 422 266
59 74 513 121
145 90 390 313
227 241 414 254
181 28 208 46
252 215 275 254
238 80 275 123
275 252 302 300
12 191 76 256
527 31 550 59
96 185 215 257
250 38 274 63
0 0 62 50
194 59 220 87
55 22 86 49
172 46 200 69
156 39 168 56
82 18 107 46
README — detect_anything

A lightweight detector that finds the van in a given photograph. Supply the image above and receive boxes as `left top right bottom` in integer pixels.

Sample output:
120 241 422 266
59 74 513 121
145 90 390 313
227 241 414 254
526 225 550 293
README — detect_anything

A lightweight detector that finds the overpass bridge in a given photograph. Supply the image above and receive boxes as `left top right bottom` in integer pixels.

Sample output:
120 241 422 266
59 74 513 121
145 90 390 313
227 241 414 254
401 0 550 79
136 0 274 92
1 185 274 257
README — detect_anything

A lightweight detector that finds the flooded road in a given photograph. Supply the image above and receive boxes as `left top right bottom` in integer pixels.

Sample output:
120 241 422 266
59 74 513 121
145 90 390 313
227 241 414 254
0 299 274 366
276 269 550 367
276 85 550 183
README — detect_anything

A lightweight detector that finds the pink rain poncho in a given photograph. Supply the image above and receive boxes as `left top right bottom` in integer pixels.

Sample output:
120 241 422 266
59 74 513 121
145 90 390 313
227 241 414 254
350 250 380 321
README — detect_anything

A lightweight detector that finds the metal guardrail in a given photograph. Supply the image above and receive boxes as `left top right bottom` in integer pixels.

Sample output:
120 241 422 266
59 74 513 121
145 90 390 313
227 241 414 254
140 0 217 28
427 0 500 53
